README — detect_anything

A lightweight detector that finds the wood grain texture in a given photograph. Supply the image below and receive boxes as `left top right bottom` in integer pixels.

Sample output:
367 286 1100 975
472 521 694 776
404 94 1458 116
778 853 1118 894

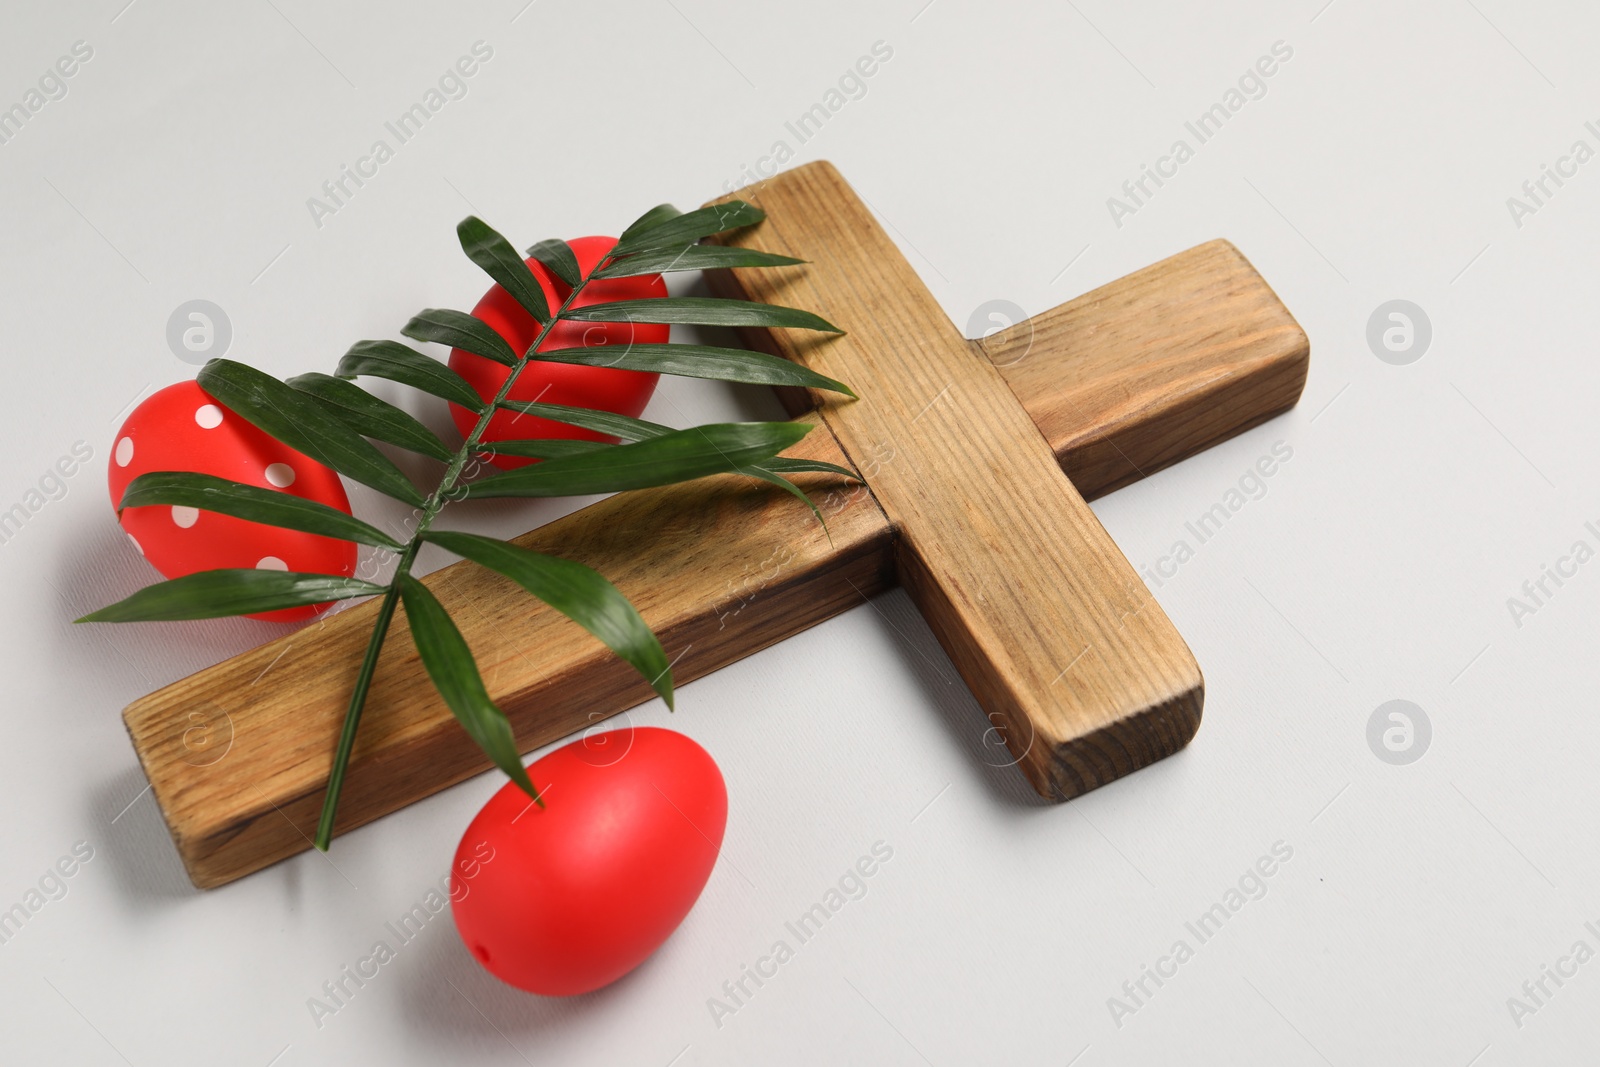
979 238 1308 500
125 416 894 888
707 161 1204 802
125 163 1308 887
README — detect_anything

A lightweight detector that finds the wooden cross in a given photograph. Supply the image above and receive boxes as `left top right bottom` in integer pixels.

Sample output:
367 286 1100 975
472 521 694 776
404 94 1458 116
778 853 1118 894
124 162 1307 888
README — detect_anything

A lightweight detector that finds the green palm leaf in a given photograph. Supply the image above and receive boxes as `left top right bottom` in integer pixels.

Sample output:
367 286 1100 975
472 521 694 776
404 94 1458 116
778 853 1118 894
457 216 551 324
759 456 861 480
479 438 613 460
495 399 671 442
402 308 518 367
423 531 673 707
611 201 764 255
464 421 810 499
337 341 486 411
198 359 425 507
596 244 803 278
560 297 840 333
118 472 402 549
286 372 453 461
618 203 682 245
76 569 385 622
527 238 582 289
398 575 540 800
741 466 826 527
534 343 853 395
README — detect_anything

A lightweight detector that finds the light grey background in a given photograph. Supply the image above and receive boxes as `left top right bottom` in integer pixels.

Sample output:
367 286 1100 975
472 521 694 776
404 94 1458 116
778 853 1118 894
2 0 1595 1063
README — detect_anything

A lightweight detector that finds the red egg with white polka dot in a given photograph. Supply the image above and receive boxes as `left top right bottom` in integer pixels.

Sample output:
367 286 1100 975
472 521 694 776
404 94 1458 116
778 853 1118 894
108 380 359 622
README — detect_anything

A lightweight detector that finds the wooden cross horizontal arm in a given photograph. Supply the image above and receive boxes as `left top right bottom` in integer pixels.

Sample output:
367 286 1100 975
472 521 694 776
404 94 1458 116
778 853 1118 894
122 168 1306 887
979 236 1308 498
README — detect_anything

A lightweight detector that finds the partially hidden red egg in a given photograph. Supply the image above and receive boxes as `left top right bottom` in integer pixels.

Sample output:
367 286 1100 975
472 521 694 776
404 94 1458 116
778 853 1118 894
449 235 667 469
108 380 358 622
451 726 727 995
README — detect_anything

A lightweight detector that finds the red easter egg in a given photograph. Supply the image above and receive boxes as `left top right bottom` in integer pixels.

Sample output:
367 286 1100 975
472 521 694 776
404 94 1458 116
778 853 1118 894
451 726 726 995
448 235 667 469
108 380 359 622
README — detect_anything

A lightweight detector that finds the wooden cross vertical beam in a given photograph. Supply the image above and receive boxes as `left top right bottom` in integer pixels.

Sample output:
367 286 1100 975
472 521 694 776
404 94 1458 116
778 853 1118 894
707 162 1203 796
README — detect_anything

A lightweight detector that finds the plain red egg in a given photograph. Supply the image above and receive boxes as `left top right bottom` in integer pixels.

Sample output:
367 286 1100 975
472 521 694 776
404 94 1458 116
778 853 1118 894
451 726 727 995
108 380 358 622
449 235 667 469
